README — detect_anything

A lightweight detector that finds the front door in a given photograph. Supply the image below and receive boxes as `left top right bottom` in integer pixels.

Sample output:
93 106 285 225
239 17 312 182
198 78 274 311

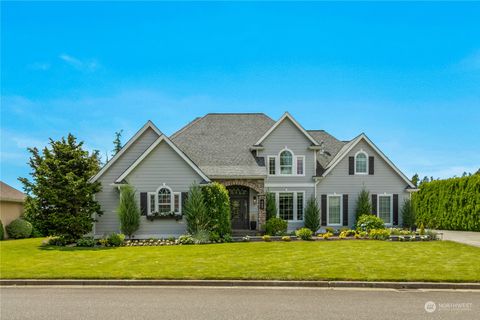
228 186 250 229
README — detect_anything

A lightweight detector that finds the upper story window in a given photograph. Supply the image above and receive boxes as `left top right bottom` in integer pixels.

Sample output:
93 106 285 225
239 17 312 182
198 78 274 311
296 156 304 175
268 156 276 175
280 150 293 174
355 151 368 174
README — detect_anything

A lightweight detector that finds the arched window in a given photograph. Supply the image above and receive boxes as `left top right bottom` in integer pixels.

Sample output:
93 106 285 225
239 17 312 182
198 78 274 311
158 187 172 213
280 150 293 174
355 151 368 174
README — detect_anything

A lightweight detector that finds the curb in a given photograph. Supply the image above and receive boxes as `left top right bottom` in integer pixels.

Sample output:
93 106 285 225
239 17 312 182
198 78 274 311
1 279 479 290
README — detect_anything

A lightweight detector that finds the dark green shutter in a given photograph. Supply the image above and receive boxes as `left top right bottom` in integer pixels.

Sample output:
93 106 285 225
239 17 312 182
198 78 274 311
371 194 377 215
140 192 147 216
321 194 327 226
348 157 354 175
393 194 399 225
342 194 348 226
369 157 374 175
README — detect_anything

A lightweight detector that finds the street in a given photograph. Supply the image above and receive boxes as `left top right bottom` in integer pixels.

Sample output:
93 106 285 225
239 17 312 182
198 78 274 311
1 286 479 320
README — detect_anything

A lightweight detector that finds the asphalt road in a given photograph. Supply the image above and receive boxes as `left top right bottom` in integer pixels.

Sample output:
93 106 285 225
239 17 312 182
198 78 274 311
1 286 479 320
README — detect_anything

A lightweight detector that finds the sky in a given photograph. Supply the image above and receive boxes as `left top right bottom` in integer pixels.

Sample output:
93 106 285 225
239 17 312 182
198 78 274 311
1 2 479 191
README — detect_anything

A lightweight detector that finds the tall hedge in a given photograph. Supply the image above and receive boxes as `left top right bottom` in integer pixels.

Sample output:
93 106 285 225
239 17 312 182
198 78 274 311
202 182 231 237
413 175 480 231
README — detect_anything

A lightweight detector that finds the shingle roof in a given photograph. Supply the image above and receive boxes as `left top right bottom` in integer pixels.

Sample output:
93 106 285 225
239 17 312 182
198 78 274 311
171 113 275 177
170 113 349 178
0 181 25 203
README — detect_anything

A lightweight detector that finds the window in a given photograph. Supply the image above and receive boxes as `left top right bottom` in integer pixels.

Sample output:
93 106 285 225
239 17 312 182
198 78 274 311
173 192 181 213
378 195 392 224
278 193 294 220
328 195 342 225
280 150 293 174
268 157 276 175
158 187 172 213
296 156 304 175
296 193 304 220
148 192 156 214
355 151 368 174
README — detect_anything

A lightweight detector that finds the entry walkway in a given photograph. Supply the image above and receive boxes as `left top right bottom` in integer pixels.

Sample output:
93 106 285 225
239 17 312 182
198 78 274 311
436 230 480 247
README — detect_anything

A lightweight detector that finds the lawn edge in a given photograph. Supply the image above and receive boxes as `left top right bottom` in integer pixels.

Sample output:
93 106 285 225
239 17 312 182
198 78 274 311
1 279 479 290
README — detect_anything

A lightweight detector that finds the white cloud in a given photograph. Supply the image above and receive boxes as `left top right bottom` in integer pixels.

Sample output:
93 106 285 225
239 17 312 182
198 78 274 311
59 53 99 72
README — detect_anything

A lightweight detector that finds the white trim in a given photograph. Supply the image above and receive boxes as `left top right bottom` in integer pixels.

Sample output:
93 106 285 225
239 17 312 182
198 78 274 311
274 190 305 222
267 156 277 176
295 155 306 176
147 192 156 215
265 183 315 188
254 112 319 146
322 133 415 188
90 120 162 182
278 147 294 175
354 149 368 175
173 192 182 214
296 191 306 221
156 184 173 213
327 193 343 226
115 135 211 183
377 193 393 226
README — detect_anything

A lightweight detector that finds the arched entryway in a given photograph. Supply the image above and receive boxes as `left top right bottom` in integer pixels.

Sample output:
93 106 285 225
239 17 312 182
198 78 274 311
227 186 250 230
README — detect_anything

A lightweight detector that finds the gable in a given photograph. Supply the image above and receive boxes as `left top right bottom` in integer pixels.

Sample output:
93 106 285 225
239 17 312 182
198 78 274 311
262 116 314 148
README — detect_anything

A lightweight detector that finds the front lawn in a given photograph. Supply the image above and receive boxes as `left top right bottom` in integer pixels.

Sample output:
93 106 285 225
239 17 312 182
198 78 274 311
1 238 479 282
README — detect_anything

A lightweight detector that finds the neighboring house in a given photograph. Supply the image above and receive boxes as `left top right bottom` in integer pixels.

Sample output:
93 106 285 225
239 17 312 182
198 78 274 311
91 112 416 238
0 181 26 238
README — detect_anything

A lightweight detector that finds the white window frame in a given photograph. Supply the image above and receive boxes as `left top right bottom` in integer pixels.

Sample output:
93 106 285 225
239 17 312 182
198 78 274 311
278 148 294 175
327 194 343 226
354 150 368 175
377 193 393 226
173 192 182 214
268 156 277 176
152 184 174 214
295 155 305 176
147 192 156 215
274 191 305 222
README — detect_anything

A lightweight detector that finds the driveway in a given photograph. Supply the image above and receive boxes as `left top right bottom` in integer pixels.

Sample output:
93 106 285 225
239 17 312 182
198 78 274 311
436 230 480 247
1 286 479 320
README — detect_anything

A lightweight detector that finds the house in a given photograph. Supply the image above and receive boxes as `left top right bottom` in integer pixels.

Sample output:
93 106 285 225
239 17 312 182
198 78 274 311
91 112 416 238
0 181 26 239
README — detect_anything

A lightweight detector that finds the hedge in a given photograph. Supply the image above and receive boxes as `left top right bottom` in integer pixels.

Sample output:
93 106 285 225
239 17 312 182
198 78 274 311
413 175 480 231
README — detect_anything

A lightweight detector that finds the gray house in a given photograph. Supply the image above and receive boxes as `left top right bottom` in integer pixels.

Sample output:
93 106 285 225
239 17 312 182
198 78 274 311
91 112 416 238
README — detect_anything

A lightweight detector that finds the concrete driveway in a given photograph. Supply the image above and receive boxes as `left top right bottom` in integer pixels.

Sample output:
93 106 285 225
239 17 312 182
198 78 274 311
436 230 480 247
1 286 479 320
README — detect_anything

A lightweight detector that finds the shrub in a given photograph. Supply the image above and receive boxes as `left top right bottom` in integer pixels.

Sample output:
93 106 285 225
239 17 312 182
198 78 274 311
107 233 125 247
281 236 291 242
325 227 335 234
262 235 272 242
295 227 313 240
265 217 288 236
355 188 372 223
6 219 33 239
209 231 221 243
222 234 233 243
117 184 140 238
202 182 231 237
345 229 356 237
184 184 209 235
192 230 210 244
368 229 391 240
401 198 416 230
178 234 194 245
356 214 385 232
0 219 4 240
322 232 333 240
76 237 96 247
47 236 68 246
339 231 347 239
419 223 425 235
266 192 277 220
304 196 320 233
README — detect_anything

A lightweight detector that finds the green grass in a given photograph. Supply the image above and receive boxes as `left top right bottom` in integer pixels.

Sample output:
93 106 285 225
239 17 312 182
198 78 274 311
1 238 479 282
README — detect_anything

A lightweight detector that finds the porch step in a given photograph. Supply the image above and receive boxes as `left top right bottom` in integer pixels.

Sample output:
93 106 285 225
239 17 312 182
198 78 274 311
232 229 259 237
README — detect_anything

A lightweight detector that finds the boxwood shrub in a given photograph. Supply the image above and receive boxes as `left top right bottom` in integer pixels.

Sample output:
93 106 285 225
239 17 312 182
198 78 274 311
265 217 288 236
6 218 33 239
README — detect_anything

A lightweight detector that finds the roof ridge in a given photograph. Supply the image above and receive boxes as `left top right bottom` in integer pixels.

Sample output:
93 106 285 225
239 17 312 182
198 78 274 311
170 116 204 140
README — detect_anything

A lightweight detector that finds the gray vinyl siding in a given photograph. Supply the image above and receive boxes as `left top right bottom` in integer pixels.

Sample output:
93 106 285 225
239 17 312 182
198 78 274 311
258 118 316 184
124 141 203 237
94 128 160 236
266 186 315 231
316 139 410 228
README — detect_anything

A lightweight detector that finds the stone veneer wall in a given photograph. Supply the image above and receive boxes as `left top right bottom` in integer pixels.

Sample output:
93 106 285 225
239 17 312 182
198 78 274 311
214 179 266 229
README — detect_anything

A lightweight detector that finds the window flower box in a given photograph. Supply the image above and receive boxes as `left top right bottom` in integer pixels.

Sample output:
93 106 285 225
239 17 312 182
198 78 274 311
147 211 182 221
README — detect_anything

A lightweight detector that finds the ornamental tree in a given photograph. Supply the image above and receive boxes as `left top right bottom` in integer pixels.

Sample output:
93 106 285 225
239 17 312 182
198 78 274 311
304 196 320 233
355 188 372 222
19 134 102 242
118 184 140 238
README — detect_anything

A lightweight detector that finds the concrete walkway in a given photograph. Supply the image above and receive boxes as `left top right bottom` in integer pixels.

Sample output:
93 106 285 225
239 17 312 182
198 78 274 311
436 230 480 247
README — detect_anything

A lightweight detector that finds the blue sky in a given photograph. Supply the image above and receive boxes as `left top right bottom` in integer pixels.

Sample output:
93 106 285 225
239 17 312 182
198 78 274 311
1 2 479 190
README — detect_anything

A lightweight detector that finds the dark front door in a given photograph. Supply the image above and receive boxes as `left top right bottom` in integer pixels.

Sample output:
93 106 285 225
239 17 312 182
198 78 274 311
228 186 250 230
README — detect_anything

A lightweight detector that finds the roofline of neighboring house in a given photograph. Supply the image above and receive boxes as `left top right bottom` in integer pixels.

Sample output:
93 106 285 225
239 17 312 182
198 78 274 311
0 197 25 203
90 120 162 183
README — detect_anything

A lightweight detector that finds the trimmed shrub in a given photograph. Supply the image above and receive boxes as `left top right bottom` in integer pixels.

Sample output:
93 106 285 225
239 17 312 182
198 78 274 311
355 188 372 223
295 227 313 240
266 192 277 220
368 229 391 240
76 237 96 247
0 219 4 240
401 198 416 229
202 182 231 237
304 196 320 233
192 230 210 244
6 219 33 239
281 236 291 242
356 214 385 232
117 184 140 238
47 236 68 246
209 231 221 243
413 175 480 231
184 184 209 235
178 234 194 245
107 233 125 247
265 217 288 236
262 235 272 242
322 232 333 239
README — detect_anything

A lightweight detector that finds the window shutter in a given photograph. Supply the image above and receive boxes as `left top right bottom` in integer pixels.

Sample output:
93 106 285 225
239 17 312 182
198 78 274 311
371 194 377 215
393 194 399 225
321 194 327 226
181 192 189 214
369 157 374 175
140 192 147 216
348 157 354 175
342 194 348 226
